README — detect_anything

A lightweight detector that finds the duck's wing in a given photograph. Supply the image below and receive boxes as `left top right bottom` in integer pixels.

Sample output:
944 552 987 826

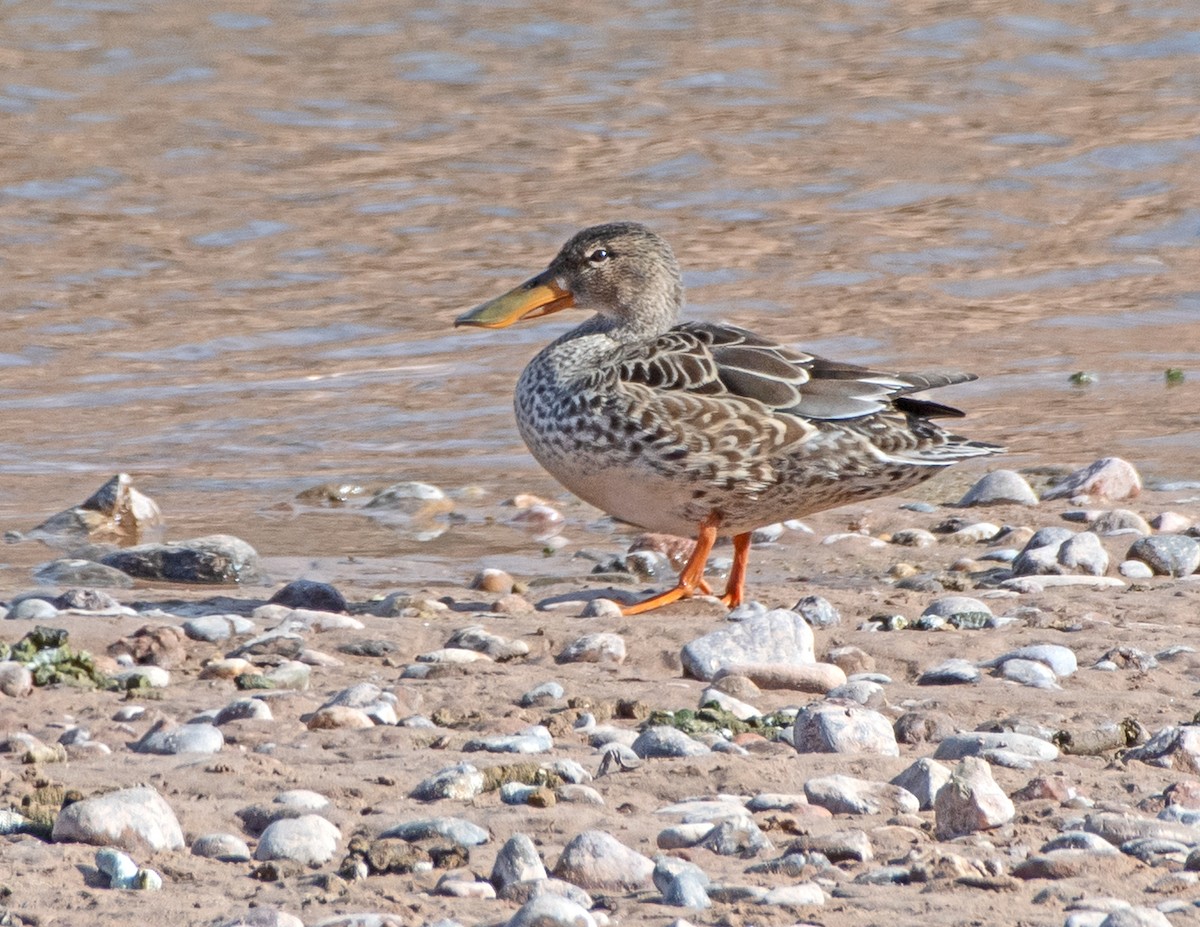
616 321 975 424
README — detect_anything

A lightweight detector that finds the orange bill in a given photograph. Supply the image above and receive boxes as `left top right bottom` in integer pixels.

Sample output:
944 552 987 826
455 270 574 329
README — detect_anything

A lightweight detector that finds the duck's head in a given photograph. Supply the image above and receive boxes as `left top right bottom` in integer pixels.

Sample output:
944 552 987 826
455 222 683 338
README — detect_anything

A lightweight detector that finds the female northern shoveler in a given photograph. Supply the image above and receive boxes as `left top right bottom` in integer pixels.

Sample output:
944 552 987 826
456 222 1001 615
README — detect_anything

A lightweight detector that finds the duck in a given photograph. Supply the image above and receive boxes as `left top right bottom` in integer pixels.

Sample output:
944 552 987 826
455 222 1002 615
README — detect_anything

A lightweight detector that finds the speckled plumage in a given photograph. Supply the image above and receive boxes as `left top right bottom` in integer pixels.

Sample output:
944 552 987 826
457 222 1002 612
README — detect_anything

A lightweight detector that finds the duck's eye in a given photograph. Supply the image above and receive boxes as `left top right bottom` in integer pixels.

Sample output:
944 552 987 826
587 248 610 265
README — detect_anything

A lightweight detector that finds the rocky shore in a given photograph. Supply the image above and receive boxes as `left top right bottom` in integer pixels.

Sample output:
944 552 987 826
2 458 1200 927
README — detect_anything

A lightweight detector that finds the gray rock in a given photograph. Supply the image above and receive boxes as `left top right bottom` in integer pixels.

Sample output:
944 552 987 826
787 829 873 863
984 644 1077 677
794 595 840 628
557 632 626 665
7 597 59 621
0 662 33 697
491 833 547 889
101 534 260 584
1127 535 1200 577
632 726 710 758
214 910 305 927
497 877 591 907
653 856 711 908
552 830 654 892
681 610 815 681
934 731 1058 763
464 725 553 754
254 814 340 865
697 816 773 858
792 702 898 755
1092 509 1152 535
215 698 273 725
997 658 1060 689
95 847 160 890
1012 527 1076 576
1098 909 1173 927
132 720 224 755
519 681 564 707
268 579 347 612
890 758 953 811
182 615 235 642
32 559 134 588
959 470 1039 506
51 786 184 853
1041 832 1118 854
380 817 490 847
366 480 447 514
918 658 981 685
321 683 398 725
1084 811 1200 846
934 757 1015 838
921 595 992 620
759 882 826 906
823 679 884 706
1041 457 1142 502
1058 531 1110 575
1119 559 1155 579
504 895 597 927
191 833 252 862
446 625 530 661
804 774 918 816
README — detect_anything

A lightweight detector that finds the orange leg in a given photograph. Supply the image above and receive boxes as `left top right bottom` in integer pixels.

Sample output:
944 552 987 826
621 514 721 616
719 532 752 608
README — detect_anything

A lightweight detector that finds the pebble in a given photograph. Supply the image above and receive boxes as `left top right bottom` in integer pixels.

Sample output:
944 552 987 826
787 829 873 863
1057 531 1110 575
215 911 305 927
446 625 530 661
917 658 981 685
760 882 826 906
697 816 773 857
51 786 184 853
254 815 341 865
504 895 597 927
632 726 710 758
557 632 626 665
1126 535 1200 577
7 597 59 620
824 679 884 706
653 856 711 908
491 833 547 889
985 643 1078 677
366 480 449 515
1151 511 1192 532
699 686 760 719
133 720 224 755
1119 559 1155 579
411 762 486 801
0 662 33 697
804 775 918 816
657 823 714 849
321 683 398 724
997 658 1060 689
464 725 554 754
552 829 654 892
379 817 490 847
889 527 937 547
100 534 261 583
934 731 1058 763
1042 457 1142 502
921 595 992 621
680 609 815 681
793 594 840 628
948 521 1001 542
933 757 1015 838
958 469 1039 506
268 578 348 612
258 604 364 632
182 615 236 642
215 698 273 724
191 833 253 862
716 661 845 693
792 702 898 755
519 681 564 707
1091 509 1152 535
1124 726 1200 772
890 758 953 811
95 847 162 890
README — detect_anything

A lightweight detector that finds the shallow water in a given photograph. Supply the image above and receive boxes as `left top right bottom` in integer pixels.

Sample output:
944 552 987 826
1 0 1198 576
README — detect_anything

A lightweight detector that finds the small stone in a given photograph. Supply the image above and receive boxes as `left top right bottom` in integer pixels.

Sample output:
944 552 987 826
1124 726 1200 773
760 883 825 906
51 787 184 853
921 595 992 621
1042 457 1142 502
267 579 347 612
215 698 273 725
30 473 163 545
133 720 224 755
446 625 530 661
653 856 711 908
380 817 490 847
101 534 260 584
699 687 760 720
0 662 33 697
464 725 553 754
680 610 815 681
959 470 1039 506
8 598 59 621
985 644 1077 677
787 829 873 863
632 726 710 758
792 703 898 755
1119 560 1154 579
470 568 515 594
889 528 937 547
552 830 654 892
366 481 450 515
1126 535 1200 577
793 595 840 628
182 616 235 642
826 645 874 676
1098 909 1173 927
410 763 486 801
1150 512 1191 533
505 895 597 927
520 681 565 707
696 816 773 857
997 659 1060 689
891 758 953 811
191 833 253 862
935 731 1058 763
557 633 626 665
894 710 957 744
719 662 845 693
307 706 375 730
1058 532 1110 575
1091 509 1152 535
918 658 980 685
491 833 547 889
934 757 1016 838
254 815 341 865
804 775 918 816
